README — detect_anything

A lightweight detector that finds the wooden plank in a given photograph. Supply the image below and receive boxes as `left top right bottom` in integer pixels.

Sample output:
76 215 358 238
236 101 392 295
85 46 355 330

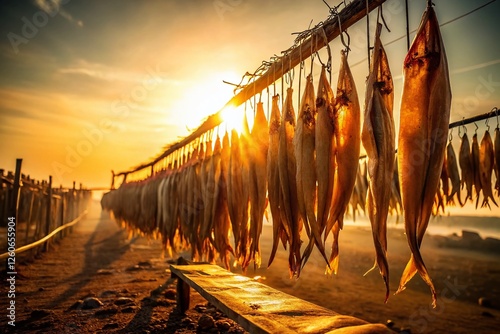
171 264 393 334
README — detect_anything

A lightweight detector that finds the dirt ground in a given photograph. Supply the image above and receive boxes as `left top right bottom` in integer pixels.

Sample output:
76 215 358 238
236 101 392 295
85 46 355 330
1 200 499 333
0 201 246 333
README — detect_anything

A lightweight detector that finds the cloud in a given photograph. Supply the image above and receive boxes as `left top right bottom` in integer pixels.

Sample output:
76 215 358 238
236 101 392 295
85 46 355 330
33 0 83 27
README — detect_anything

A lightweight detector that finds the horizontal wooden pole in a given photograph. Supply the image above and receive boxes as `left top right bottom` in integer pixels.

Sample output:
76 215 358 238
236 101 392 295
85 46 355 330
115 0 387 177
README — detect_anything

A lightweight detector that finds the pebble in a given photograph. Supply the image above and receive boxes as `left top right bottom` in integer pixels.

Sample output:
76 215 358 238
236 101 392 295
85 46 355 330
386 320 395 328
30 309 51 318
38 287 45 291
121 288 130 294
481 311 495 318
82 297 103 310
114 297 135 306
121 306 138 313
94 307 118 317
216 320 231 331
164 289 176 300
126 265 143 272
69 300 84 310
138 261 153 267
102 322 120 330
478 297 492 308
100 290 118 298
198 314 216 330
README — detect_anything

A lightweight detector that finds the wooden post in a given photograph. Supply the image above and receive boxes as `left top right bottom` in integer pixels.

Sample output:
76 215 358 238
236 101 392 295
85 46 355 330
25 191 35 246
175 257 191 314
44 176 52 252
59 193 65 239
9 159 22 224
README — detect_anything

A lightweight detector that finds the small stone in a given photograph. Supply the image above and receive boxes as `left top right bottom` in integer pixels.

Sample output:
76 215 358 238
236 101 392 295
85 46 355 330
30 309 51 318
126 265 142 272
198 314 216 330
138 261 152 267
479 297 492 308
69 300 84 310
216 320 231 331
102 322 120 330
38 287 45 292
195 304 207 312
164 289 176 300
482 311 495 318
114 297 135 306
386 319 395 328
82 297 103 310
96 269 114 275
121 288 130 294
100 290 118 298
121 306 138 313
95 307 118 316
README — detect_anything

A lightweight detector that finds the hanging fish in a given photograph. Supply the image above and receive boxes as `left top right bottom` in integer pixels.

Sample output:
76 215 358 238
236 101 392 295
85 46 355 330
471 133 482 208
248 102 269 270
458 133 474 204
315 66 336 237
494 128 500 196
396 4 451 308
238 113 252 270
446 142 462 206
361 23 395 302
326 50 361 275
228 129 243 261
267 95 283 267
294 74 330 268
278 88 302 277
479 130 498 208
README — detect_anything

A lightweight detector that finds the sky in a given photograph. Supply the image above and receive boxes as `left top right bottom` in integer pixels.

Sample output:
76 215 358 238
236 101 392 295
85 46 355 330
0 0 499 215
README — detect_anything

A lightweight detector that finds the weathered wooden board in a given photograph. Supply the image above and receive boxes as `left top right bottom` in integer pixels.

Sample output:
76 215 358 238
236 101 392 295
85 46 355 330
170 264 393 334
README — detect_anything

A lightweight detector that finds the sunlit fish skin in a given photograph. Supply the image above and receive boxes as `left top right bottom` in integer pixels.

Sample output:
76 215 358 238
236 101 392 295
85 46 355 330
315 66 336 235
301 66 335 267
446 142 462 206
228 130 241 256
471 133 482 208
495 128 500 196
396 5 451 308
459 133 474 204
361 23 394 303
326 50 361 275
238 115 251 271
267 95 283 268
278 88 302 277
248 102 269 270
479 130 498 208
294 74 328 268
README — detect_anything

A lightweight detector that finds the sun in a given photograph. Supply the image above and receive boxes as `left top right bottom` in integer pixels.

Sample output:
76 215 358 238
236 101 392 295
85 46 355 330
220 106 245 134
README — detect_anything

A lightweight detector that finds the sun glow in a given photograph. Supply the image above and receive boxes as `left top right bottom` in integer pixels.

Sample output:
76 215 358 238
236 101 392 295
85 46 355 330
220 106 245 134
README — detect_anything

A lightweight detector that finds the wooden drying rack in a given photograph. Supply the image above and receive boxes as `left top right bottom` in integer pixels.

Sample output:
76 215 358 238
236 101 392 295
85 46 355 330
113 0 388 184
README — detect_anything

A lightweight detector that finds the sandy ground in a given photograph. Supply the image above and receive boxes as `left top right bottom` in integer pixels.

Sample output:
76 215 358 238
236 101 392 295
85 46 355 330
1 200 499 333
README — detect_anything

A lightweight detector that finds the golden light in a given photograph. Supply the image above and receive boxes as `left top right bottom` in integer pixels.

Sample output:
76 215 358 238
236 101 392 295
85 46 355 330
220 106 245 134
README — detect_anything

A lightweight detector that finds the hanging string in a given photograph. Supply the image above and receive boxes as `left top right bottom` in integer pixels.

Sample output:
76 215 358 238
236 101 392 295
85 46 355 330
485 118 490 132
366 0 371 71
474 122 479 134
405 0 410 50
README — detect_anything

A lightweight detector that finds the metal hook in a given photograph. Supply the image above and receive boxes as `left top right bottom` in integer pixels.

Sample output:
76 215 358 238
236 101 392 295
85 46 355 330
334 6 350 53
377 4 391 33
485 118 490 131
474 122 478 134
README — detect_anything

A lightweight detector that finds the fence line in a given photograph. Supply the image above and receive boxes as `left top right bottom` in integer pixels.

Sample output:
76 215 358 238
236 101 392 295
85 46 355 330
1 159 91 260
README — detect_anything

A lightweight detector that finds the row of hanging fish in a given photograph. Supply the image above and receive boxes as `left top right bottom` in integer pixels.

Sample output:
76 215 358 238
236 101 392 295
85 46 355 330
102 107 270 273
100 3 499 308
439 127 500 213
